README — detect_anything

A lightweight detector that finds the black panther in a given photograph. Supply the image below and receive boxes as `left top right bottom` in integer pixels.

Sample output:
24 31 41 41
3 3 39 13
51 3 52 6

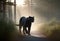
19 16 34 35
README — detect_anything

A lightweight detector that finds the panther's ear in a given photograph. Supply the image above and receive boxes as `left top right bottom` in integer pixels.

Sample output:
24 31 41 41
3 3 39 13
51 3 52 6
33 16 34 18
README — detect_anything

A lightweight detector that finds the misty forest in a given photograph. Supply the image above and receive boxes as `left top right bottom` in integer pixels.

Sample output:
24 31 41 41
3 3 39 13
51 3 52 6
0 0 60 41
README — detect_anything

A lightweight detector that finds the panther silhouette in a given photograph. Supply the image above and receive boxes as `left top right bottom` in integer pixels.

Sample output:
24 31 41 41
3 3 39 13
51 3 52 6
19 16 34 35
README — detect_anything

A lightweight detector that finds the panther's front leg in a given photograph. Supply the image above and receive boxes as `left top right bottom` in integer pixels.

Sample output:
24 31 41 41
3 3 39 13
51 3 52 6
23 26 28 35
27 26 31 35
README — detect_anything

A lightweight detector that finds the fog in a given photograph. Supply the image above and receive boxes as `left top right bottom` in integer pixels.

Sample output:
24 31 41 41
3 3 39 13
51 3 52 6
16 0 60 34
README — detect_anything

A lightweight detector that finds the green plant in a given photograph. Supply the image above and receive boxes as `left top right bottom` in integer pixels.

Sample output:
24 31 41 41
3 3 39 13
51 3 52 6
0 19 18 41
40 21 60 41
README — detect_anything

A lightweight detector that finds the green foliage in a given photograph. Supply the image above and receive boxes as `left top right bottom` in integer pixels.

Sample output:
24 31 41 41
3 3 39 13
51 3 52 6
41 20 60 41
0 19 18 41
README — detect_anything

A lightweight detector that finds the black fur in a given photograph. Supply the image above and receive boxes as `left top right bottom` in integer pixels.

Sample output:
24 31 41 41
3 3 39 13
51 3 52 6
19 16 34 35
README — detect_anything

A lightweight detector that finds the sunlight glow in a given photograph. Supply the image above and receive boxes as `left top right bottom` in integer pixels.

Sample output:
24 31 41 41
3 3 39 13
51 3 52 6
16 0 25 6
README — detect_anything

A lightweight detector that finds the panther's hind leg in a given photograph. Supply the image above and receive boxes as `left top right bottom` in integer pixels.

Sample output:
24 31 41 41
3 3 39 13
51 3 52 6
19 24 22 34
23 26 26 35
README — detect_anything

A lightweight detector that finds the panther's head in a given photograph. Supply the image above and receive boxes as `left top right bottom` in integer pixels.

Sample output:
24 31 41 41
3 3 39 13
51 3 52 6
28 16 34 22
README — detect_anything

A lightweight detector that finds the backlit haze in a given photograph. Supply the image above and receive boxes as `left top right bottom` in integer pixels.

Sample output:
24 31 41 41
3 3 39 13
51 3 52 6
12 0 60 37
